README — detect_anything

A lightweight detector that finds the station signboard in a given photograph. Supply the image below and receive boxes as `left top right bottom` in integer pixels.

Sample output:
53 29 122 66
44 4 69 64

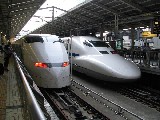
142 31 157 37
151 17 160 34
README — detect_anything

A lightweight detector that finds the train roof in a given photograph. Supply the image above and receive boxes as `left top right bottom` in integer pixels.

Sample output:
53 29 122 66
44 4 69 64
25 34 59 39
61 36 103 43
15 34 60 43
73 36 102 41
62 36 101 40
26 34 52 37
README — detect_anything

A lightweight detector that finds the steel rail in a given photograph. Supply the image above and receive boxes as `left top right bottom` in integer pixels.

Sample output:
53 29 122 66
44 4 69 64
72 79 144 120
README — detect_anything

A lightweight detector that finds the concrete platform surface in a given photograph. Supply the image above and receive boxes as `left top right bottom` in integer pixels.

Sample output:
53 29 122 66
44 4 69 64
0 55 24 120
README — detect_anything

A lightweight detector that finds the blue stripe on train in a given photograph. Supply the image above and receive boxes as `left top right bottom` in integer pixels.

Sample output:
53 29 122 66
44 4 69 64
69 52 79 57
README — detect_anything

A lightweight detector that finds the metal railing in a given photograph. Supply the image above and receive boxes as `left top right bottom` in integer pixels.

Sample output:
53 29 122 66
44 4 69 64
13 52 47 120
117 49 160 68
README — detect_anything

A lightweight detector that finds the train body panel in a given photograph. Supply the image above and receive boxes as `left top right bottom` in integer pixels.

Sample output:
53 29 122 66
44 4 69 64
73 55 140 81
14 34 71 88
62 36 141 82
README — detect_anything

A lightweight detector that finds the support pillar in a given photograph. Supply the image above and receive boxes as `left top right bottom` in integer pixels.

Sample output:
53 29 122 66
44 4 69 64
70 30 73 80
52 7 54 23
114 14 119 39
52 7 54 34
0 33 1 44
100 24 104 40
131 27 135 51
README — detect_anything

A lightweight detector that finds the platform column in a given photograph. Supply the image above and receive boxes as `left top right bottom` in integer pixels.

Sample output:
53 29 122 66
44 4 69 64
131 27 135 50
114 14 119 39
100 24 104 40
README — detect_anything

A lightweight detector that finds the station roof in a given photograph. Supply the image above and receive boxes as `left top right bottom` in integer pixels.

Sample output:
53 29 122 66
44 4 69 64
33 0 160 36
0 0 160 39
0 0 45 39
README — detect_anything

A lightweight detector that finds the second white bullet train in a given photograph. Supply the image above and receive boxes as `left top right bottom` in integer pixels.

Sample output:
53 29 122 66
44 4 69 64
62 36 141 82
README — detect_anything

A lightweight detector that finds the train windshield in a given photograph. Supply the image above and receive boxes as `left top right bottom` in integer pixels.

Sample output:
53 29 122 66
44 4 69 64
45 36 63 43
24 36 44 43
89 41 110 47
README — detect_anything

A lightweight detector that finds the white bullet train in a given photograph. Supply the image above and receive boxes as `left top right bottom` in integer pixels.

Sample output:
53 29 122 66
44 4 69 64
62 36 141 82
13 34 71 88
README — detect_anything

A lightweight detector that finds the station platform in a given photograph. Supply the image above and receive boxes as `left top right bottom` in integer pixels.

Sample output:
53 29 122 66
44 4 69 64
0 55 24 120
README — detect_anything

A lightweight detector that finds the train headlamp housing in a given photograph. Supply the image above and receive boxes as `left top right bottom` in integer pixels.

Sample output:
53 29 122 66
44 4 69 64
62 62 69 67
34 62 69 68
34 62 47 68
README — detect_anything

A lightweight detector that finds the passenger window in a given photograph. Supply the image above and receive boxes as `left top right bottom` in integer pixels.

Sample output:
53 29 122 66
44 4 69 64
24 36 44 43
99 51 109 54
89 41 110 47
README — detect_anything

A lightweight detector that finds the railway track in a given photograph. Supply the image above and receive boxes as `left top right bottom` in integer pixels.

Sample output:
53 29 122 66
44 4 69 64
71 80 144 120
105 83 160 112
39 72 160 120
40 87 110 120
40 80 144 120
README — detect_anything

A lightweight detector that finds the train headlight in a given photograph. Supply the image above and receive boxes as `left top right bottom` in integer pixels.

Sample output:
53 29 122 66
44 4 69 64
34 62 47 68
62 62 69 67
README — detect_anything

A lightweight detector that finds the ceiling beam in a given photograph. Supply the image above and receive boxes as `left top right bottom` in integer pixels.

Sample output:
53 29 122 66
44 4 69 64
119 0 148 12
91 1 119 14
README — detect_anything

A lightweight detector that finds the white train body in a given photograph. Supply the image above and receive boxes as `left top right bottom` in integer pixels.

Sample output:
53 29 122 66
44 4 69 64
14 34 71 88
62 36 141 82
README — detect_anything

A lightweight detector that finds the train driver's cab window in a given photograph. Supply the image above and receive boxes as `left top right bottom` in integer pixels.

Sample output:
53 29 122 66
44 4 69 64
83 40 93 47
24 36 44 43
89 41 110 47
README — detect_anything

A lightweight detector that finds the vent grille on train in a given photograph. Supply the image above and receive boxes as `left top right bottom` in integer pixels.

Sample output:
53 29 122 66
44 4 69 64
99 51 109 54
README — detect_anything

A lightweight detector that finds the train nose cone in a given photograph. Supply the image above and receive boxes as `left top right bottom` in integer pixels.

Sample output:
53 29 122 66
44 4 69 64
88 55 141 80
104 55 141 79
118 61 141 79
